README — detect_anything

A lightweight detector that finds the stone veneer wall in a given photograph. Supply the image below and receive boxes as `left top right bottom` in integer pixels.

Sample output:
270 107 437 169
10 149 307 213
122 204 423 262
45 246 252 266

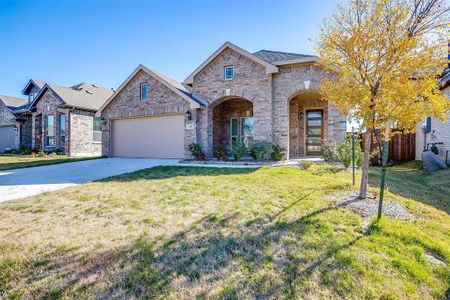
69 110 101 156
415 86 450 163
191 48 273 157
100 70 193 158
20 114 33 148
33 89 65 152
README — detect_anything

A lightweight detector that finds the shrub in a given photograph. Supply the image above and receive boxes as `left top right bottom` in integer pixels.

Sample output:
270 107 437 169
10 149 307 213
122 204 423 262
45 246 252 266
188 143 202 160
37 151 46 157
321 140 338 162
337 135 363 168
250 141 272 160
270 144 286 161
230 141 246 161
18 145 33 155
54 148 64 155
213 147 227 160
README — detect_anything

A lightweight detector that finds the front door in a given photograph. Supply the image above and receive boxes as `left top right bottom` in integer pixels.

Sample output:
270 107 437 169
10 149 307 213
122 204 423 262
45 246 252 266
305 109 323 156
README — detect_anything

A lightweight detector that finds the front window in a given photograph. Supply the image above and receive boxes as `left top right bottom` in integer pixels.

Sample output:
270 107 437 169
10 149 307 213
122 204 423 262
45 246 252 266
60 114 65 147
224 66 234 80
93 117 102 143
140 83 148 101
230 118 238 144
240 117 254 147
45 115 55 146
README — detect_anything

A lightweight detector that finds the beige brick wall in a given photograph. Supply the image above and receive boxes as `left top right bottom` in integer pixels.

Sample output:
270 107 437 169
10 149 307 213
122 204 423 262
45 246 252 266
101 69 193 158
415 86 450 163
191 47 273 157
32 88 99 156
70 110 101 156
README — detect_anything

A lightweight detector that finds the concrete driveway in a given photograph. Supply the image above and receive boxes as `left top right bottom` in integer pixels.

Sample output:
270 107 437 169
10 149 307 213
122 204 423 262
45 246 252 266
0 158 181 203
0 157 262 203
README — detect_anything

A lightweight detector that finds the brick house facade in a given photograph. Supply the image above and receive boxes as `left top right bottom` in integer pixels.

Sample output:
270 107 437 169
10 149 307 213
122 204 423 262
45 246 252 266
26 82 112 156
98 42 347 159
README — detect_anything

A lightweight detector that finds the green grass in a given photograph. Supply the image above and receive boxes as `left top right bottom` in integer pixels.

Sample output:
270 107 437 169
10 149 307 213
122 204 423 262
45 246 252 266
369 160 450 214
0 155 102 171
0 164 448 299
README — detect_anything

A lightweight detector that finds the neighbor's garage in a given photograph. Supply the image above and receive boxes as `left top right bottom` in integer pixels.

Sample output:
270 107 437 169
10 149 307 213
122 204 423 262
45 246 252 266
111 114 185 158
0 126 16 152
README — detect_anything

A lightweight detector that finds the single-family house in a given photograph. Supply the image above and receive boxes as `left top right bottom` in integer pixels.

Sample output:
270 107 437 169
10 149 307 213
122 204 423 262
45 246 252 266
97 42 347 159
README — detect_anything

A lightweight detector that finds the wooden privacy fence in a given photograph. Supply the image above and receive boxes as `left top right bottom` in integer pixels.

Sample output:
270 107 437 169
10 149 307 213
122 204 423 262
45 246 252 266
360 130 416 165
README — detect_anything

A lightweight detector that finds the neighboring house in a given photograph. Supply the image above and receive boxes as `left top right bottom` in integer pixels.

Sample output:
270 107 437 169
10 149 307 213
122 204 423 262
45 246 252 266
26 82 113 156
0 95 28 152
98 42 346 159
415 71 450 164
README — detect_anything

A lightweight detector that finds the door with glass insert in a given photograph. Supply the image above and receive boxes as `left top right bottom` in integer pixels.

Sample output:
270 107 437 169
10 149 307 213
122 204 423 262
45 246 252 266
305 110 323 155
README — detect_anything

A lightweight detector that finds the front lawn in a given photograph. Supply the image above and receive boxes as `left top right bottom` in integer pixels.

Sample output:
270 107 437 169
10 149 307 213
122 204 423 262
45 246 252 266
0 155 102 171
0 164 448 299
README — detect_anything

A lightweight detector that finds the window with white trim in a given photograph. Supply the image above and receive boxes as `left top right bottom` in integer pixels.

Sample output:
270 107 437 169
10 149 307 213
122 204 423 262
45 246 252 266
140 83 148 101
224 66 234 80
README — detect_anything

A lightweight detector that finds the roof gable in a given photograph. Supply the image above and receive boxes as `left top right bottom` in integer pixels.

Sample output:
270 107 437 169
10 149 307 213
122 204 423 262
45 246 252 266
22 79 45 95
184 42 278 85
97 64 204 115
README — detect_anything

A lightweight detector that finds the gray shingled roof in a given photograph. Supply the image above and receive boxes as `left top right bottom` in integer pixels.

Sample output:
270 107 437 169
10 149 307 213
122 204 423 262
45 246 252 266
253 50 314 64
31 82 114 111
0 95 28 108
48 82 114 111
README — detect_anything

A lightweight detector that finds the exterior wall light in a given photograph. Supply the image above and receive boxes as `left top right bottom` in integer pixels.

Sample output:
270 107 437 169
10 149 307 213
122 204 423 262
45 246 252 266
304 80 310 90
186 110 192 121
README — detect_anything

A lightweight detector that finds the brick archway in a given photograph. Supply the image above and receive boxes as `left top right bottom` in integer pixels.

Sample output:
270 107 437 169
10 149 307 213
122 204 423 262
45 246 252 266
212 97 254 154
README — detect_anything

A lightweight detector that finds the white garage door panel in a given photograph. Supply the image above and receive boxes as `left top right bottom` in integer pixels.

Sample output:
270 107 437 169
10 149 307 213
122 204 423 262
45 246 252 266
112 114 184 158
0 126 16 152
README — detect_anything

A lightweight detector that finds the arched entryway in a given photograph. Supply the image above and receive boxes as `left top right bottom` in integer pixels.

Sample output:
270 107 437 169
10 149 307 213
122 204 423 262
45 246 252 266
212 97 254 153
288 91 328 158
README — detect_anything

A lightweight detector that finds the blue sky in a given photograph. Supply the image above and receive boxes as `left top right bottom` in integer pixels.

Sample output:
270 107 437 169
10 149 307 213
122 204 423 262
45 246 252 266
0 0 340 98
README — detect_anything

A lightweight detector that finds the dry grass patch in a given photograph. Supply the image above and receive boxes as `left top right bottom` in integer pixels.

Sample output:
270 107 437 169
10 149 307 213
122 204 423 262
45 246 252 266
0 165 449 299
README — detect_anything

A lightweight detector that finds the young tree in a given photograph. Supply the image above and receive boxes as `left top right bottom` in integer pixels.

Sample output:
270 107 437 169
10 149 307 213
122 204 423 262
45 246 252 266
317 0 449 199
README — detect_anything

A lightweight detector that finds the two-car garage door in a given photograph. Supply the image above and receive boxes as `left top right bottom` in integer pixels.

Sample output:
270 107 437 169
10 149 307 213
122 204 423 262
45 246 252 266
111 114 185 158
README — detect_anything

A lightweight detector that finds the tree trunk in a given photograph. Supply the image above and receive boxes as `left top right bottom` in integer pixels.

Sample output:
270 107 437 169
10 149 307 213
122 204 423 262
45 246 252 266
359 128 372 199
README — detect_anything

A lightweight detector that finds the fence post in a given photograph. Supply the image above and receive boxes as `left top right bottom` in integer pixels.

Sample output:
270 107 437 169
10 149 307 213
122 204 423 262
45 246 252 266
378 140 389 221
352 130 355 186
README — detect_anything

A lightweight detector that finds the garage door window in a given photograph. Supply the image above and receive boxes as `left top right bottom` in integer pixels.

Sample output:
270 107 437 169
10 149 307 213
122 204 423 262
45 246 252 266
93 117 102 143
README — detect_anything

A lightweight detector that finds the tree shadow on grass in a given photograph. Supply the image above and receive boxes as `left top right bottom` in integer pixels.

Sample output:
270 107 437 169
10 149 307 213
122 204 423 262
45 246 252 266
7 194 379 299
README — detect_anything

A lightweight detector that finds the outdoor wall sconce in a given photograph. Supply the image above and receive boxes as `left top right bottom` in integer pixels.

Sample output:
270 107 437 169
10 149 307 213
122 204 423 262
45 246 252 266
298 112 304 120
101 117 107 126
186 110 192 121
